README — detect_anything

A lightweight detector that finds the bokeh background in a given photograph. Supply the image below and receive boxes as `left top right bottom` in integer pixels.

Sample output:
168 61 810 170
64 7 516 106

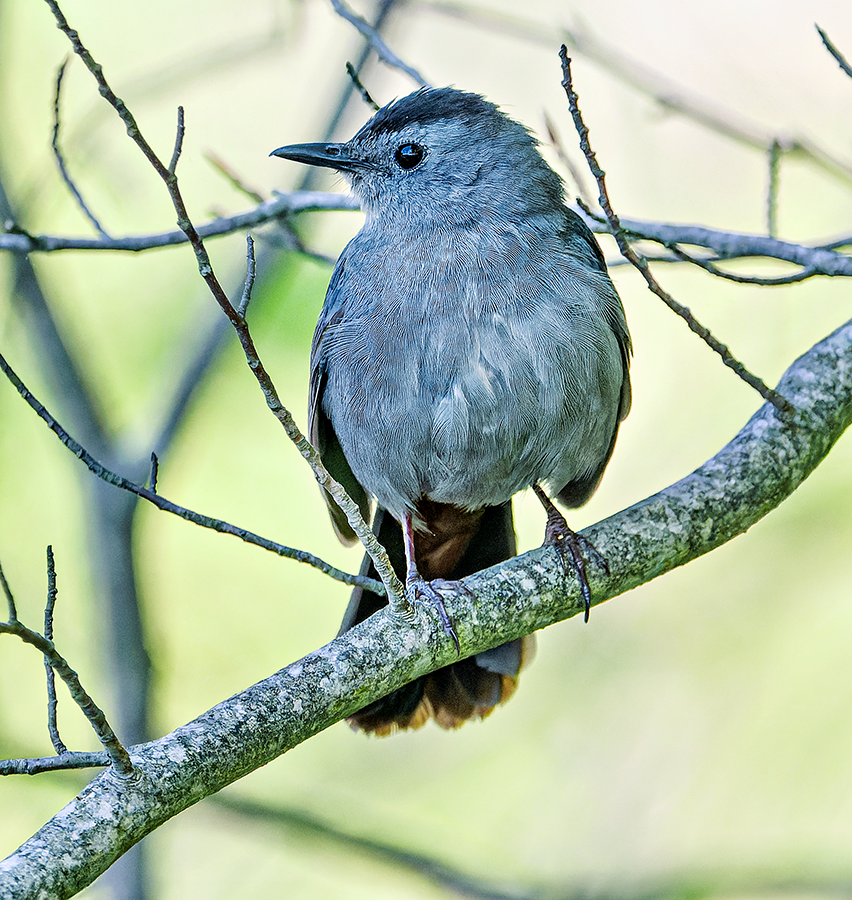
2 1 852 897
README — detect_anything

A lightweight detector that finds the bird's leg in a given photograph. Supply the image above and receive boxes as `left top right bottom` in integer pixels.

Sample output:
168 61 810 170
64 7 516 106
532 484 608 623
402 512 461 653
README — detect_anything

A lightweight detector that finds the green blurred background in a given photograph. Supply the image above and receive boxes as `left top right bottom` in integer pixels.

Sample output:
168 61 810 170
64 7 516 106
2 0 852 897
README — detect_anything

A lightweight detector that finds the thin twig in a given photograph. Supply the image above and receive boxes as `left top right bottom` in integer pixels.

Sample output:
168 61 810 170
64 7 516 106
45 0 407 611
819 234 852 251
0 618 134 776
52 57 110 238
817 24 852 80
345 61 380 111
559 47 795 417
542 111 594 209
0 350 384 595
767 138 781 238
329 0 428 86
168 106 185 175
666 244 818 286
1 751 110 775
611 216 852 276
238 233 256 317
1 559 133 777
204 150 265 203
148 452 159 493
43 546 68 755
0 560 18 622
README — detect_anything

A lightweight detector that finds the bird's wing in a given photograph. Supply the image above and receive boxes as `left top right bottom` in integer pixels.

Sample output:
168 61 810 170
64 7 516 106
563 207 632 422
556 209 632 508
309 254 372 545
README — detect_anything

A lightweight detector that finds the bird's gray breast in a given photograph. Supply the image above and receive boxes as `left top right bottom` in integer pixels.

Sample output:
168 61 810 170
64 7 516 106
316 225 624 520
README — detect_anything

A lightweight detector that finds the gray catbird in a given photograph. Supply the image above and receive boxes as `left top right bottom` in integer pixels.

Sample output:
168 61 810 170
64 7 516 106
272 87 631 734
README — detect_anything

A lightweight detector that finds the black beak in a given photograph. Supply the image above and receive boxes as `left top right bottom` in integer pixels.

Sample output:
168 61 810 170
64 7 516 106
270 142 371 173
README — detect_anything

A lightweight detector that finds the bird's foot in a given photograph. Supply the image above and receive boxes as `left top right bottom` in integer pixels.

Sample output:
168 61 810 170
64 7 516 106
535 487 608 623
405 575 465 654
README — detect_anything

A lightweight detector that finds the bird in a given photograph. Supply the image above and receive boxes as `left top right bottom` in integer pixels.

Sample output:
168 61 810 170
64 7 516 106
271 86 631 735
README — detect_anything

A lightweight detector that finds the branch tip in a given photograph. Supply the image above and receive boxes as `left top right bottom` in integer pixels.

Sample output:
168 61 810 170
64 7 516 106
168 106 185 175
345 61 380 111
816 24 852 80
237 233 256 318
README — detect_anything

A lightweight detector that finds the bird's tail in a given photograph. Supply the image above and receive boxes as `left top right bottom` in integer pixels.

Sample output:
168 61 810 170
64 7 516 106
338 502 535 735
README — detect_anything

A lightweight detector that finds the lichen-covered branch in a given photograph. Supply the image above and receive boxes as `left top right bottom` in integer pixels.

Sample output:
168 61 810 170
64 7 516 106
2 315 850 899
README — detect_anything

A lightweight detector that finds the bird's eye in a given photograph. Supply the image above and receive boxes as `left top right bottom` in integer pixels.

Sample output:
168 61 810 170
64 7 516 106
394 143 425 170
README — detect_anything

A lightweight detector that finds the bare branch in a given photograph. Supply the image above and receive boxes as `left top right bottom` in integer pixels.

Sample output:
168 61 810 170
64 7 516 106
560 48 794 416
345 61 380 111
329 0 428 86
214 794 528 900
148 452 159 493
542 110 594 208
0 565 134 777
0 349 383 595
767 138 781 238
204 150 265 203
1 752 110 776
43 547 67 756
0 183 349 255
51 57 110 238
167 105 185 175
820 234 852 251
237 233 256 318
817 24 852 80
611 216 852 276
660 244 818 286
0 561 18 623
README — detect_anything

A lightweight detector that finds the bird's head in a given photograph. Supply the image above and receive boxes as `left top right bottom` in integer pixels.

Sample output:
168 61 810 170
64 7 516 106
271 87 564 228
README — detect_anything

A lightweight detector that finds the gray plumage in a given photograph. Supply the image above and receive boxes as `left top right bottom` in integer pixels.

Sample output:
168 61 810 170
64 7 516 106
272 87 631 733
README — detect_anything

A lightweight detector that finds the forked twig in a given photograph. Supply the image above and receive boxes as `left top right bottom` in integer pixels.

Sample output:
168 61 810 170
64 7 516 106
0 558 134 777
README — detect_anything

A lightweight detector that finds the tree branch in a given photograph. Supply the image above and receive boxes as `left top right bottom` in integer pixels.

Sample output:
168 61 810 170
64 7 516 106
0 576 134 778
817 25 852 80
611 217 852 277
560 48 793 416
3 314 850 897
329 0 428 86
0 350 384 596
51 58 110 239
0 190 359 253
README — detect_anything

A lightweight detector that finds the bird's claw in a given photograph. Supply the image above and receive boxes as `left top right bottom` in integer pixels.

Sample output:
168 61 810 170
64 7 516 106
406 576 463 654
544 515 608 624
